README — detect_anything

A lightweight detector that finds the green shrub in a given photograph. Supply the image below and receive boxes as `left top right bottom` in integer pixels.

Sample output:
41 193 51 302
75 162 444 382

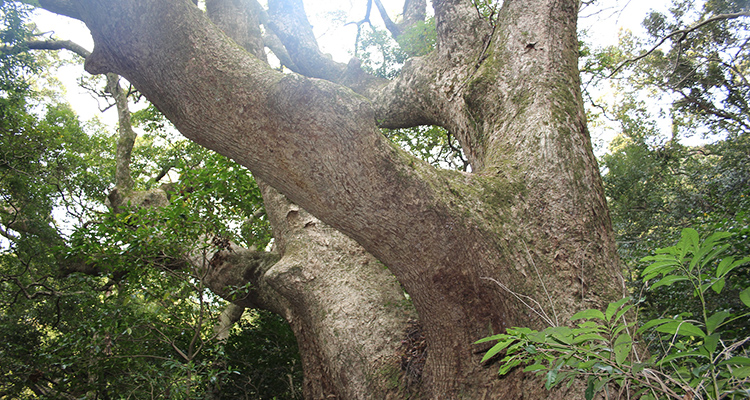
478 228 750 399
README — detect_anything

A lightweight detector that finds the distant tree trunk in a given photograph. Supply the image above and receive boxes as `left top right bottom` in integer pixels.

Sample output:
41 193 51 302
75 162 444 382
38 0 624 398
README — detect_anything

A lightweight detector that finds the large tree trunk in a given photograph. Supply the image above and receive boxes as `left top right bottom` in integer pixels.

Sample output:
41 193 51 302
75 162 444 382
38 0 624 397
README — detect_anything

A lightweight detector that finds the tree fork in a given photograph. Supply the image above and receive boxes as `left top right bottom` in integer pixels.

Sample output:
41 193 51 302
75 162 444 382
35 0 625 397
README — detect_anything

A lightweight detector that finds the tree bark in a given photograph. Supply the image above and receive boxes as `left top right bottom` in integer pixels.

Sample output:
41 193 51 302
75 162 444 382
203 2 417 397
37 0 625 397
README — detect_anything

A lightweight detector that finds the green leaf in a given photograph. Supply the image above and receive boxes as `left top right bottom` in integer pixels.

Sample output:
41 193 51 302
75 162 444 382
545 368 558 390
613 305 635 324
641 260 679 280
593 375 613 392
475 333 510 344
578 359 597 370
584 377 595 400
637 318 673 335
702 333 719 355
658 351 704 365
651 275 689 290
705 311 730 334
654 321 705 338
717 356 750 366
632 362 648 373
720 256 750 277
613 333 632 366
740 287 750 308
523 363 547 372
572 333 608 345
611 321 636 338
716 256 735 277
593 362 612 373
577 320 608 331
733 366 750 379
480 337 517 363
692 243 730 272
571 309 605 321
508 327 535 336
710 277 725 294
705 231 733 241
498 357 523 375
605 298 630 323
681 228 700 254
546 326 574 345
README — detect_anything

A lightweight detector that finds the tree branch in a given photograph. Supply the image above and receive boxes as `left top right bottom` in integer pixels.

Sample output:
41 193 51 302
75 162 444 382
432 0 491 59
265 0 346 80
201 246 285 313
373 0 401 37
23 39 91 58
401 0 427 28
263 0 388 96
213 303 245 341
609 11 750 77
105 73 137 195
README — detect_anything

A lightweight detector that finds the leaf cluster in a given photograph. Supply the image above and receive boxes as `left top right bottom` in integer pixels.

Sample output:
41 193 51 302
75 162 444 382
479 228 750 399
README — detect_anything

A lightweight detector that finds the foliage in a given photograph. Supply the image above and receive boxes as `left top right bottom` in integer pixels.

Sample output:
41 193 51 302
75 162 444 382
582 0 749 140
356 18 436 78
470 0 501 24
384 125 469 171
599 93 750 335
1 11 293 397
396 18 436 57
357 26 408 79
479 228 750 399
0 0 37 92
636 0 749 139
220 310 303 399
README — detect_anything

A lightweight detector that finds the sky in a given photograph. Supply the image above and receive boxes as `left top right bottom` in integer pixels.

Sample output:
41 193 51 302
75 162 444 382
29 0 669 134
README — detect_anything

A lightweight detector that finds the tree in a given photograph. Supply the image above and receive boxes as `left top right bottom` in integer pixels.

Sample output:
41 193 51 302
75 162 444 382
584 0 750 341
24 0 627 397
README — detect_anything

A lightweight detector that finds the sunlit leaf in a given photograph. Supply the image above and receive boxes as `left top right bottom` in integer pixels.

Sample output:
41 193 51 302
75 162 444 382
606 298 630 323
654 321 705 338
613 333 632 365
572 309 606 321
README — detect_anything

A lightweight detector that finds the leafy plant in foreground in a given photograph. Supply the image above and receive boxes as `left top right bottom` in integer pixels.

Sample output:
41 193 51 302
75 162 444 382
478 228 750 399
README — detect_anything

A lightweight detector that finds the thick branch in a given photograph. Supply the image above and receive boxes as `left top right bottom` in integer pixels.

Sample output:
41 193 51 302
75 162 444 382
263 0 388 96
202 246 285 312
213 302 245 342
265 0 346 80
69 0 483 281
433 0 491 60
401 0 427 29
206 0 265 61
373 0 401 37
106 73 137 194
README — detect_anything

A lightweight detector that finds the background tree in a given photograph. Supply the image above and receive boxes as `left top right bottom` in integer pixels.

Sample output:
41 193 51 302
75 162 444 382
1 4 302 396
584 0 750 347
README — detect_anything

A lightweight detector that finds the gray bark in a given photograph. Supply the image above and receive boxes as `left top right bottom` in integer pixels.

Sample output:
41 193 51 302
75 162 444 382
205 2 417 397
